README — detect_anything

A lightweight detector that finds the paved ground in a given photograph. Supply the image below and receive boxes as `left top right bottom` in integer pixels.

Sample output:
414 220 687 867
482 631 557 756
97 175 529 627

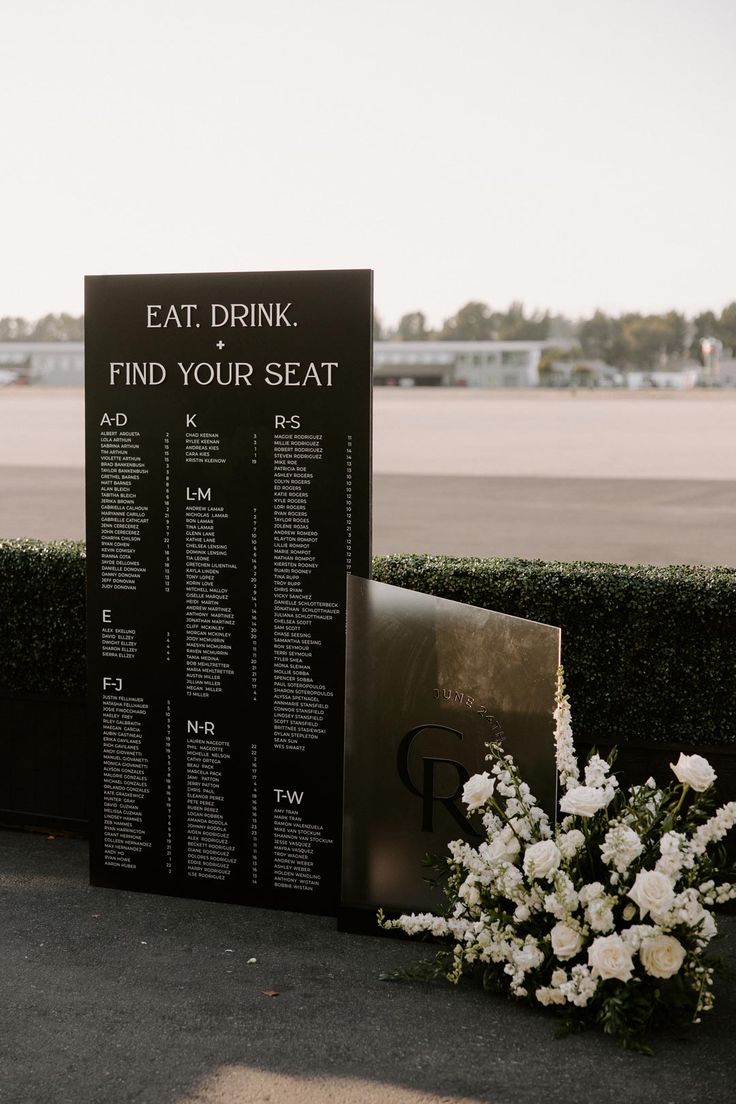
373 474 736 565
2 465 734 567
1 389 735 565
2 829 736 1104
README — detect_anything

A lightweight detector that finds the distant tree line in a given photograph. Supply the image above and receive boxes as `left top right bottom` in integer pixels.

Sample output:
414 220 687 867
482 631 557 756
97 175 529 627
0 314 83 341
4 306 736 371
375 301 736 370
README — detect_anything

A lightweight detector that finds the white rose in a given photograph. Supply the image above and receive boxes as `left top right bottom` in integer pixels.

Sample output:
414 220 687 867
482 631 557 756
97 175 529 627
550 922 584 961
523 840 562 880
480 829 520 866
628 870 676 920
639 934 686 979
462 771 496 810
587 934 635 982
670 753 717 793
559 785 611 818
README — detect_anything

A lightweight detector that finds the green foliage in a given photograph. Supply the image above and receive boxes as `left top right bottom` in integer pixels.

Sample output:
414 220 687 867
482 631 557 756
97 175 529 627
371 554 736 748
0 539 85 696
0 313 83 341
438 301 554 342
2 543 736 752
717 302 736 354
578 310 688 369
396 311 431 341
440 301 497 341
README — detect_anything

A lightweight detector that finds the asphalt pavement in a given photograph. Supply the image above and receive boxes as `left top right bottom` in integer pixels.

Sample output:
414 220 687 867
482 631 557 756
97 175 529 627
2 465 735 567
2 829 735 1104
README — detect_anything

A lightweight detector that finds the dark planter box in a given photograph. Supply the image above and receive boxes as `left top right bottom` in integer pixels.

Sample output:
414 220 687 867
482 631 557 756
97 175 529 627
0 694 87 832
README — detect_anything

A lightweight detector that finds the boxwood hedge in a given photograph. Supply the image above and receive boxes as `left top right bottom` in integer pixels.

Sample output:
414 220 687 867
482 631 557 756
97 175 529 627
372 554 736 749
0 539 86 697
2 542 735 747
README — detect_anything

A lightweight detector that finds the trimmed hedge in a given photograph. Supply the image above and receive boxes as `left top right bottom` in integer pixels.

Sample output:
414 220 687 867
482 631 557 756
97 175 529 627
373 555 736 749
0 539 86 697
1 542 735 747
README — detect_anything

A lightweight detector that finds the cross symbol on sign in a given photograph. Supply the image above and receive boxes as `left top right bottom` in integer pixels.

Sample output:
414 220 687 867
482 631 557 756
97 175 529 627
216 340 225 350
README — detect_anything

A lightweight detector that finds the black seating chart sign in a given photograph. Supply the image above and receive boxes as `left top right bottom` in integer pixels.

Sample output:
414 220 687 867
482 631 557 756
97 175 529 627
85 270 372 914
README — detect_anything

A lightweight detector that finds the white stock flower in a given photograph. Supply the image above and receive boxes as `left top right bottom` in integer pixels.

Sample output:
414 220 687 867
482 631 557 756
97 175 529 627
554 670 580 789
544 872 579 919
639 933 686 979
536 985 566 1006
550 922 584 961
585 755 615 789
656 831 689 879
600 824 643 873
690 803 736 857
513 942 544 973
668 887 705 928
588 933 635 982
523 840 562 881
558 829 585 860
560 964 598 1007
628 870 676 920
482 810 502 833
586 898 615 934
559 785 613 818
497 864 524 899
509 815 533 841
462 772 495 810
670 753 716 792
395 912 448 937
458 878 480 907
619 924 654 952
698 911 717 944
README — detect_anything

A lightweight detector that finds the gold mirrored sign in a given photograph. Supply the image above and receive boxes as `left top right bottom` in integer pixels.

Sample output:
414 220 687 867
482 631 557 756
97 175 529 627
341 576 561 926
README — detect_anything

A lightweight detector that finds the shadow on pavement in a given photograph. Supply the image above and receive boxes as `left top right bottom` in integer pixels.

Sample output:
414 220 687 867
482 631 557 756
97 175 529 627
1 830 735 1104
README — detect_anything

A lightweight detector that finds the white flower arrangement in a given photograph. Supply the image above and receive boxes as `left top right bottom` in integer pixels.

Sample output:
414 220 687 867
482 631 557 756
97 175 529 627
379 669 736 1051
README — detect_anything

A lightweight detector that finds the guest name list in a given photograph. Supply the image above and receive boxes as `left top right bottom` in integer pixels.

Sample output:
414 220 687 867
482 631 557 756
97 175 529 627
86 270 372 914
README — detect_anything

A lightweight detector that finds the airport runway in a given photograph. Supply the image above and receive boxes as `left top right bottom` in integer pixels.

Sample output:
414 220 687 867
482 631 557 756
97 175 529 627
1 388 734 566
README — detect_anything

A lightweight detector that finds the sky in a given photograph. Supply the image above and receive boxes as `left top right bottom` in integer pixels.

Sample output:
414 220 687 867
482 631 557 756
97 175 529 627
2 0 735 329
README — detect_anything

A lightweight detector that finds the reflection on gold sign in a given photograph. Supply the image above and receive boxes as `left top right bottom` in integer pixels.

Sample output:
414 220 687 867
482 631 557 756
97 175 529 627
342 576 560 919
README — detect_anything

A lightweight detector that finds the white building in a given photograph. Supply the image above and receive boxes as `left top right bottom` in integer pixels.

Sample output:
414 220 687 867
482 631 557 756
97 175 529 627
0 341 84 386
625 368 701 390
1 337 570 389
374 340 569 388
